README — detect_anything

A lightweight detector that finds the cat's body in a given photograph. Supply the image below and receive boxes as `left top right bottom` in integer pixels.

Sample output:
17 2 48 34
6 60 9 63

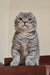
10 12 40 66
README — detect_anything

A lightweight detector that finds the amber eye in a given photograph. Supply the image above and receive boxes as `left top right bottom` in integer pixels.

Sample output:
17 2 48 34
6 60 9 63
18 18 22 21
28 18 32 22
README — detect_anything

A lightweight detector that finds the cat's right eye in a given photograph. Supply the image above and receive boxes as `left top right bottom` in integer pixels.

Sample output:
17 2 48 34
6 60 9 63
28 18 32 22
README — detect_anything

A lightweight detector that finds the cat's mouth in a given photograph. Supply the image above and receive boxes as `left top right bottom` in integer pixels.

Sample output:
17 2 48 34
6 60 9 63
22 25 28 28
18 27 27 32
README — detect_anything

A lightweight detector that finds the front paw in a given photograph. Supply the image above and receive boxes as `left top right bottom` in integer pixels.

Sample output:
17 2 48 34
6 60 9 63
10 61 19 66
25 59 35 66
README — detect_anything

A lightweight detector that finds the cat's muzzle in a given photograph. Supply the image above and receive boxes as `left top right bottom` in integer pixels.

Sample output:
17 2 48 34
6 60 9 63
22 24 28 28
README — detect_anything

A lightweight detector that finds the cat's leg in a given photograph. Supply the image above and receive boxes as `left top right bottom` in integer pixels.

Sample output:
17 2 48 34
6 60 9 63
35 54 40 65
10 49 20 66
25 51 38 66
35 59 39 65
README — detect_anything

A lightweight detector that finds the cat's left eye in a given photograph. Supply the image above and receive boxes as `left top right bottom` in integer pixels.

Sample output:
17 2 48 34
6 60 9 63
28 18 32 22
18 18 22 21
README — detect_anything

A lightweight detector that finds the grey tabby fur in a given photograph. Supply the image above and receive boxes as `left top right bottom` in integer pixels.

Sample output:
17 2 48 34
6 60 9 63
10 12 40 66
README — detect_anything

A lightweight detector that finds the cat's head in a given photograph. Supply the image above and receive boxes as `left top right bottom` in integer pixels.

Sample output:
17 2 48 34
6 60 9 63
15 12 37 32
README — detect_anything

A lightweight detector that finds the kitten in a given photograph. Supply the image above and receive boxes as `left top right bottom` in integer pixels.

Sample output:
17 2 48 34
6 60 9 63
10 12 40 66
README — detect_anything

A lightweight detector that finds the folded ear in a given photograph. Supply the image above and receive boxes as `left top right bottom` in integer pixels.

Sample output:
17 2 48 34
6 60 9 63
14 16 18 25
33 16 37 26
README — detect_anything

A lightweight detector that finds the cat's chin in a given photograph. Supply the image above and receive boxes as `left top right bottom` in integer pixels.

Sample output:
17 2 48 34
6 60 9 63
18 27 28 32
